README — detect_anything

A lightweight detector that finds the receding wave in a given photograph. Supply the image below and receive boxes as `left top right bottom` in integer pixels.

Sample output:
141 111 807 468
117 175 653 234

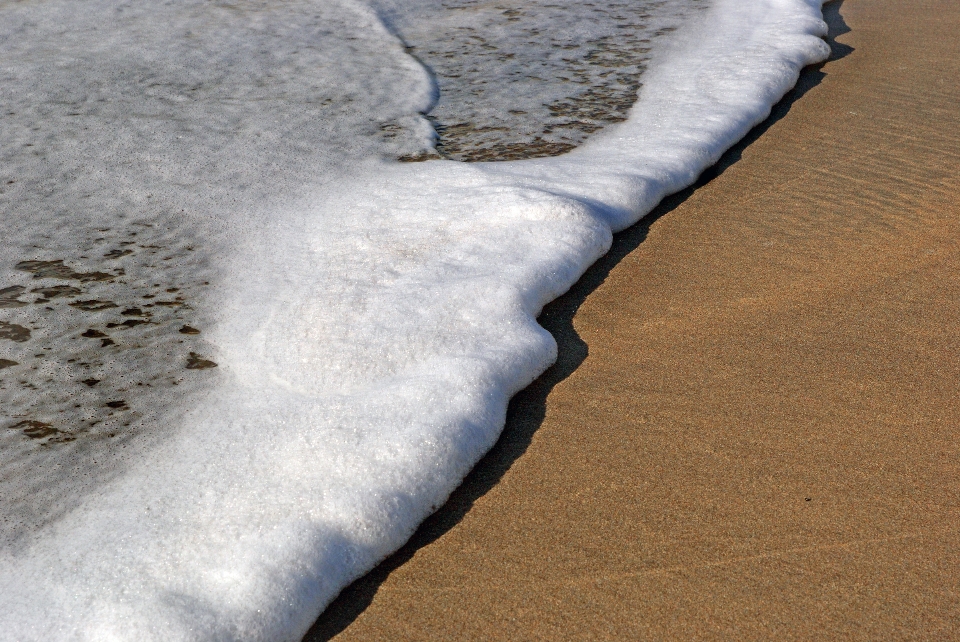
0 0 829 639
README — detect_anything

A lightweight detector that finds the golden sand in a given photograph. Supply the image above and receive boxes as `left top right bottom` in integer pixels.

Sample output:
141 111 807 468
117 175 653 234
308 0 960 637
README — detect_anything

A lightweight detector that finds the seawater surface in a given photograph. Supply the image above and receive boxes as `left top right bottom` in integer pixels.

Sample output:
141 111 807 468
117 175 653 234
0 0 830 639
0 0 434 544
375 0 709 160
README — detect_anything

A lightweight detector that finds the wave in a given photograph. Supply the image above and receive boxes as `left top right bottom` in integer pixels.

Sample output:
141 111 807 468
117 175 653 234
0 0 829 639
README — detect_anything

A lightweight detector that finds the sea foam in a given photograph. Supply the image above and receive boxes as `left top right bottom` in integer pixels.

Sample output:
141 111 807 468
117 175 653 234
0 0 829 639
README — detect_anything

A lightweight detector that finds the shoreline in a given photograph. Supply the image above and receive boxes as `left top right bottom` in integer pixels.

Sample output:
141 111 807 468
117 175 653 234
308 0 960 638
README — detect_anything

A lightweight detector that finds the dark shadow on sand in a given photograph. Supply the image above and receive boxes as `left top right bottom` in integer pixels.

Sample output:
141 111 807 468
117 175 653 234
304 3 851 639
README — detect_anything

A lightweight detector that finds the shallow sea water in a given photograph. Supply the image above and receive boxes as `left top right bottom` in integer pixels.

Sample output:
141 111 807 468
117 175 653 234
381 0 707 160
0 0 832 638
0 0 433 544
0 0 699 544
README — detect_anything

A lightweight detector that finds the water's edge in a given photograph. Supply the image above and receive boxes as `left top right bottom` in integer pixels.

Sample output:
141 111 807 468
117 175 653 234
305 0 833 632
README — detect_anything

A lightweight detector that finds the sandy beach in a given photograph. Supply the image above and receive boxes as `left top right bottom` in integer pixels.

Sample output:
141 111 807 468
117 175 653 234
306 0 960 638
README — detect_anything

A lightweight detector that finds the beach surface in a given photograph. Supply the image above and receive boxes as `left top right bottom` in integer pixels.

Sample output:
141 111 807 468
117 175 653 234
308 0 960 638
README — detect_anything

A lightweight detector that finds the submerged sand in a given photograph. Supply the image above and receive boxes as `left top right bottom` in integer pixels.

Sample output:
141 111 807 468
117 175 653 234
308 0 960 638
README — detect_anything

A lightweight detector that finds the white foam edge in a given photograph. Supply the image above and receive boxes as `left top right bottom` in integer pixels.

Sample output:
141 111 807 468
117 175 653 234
488 0 832 233
302 0 835 624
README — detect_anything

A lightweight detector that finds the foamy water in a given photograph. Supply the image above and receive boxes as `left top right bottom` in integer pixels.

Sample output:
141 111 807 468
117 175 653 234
0 0 829 639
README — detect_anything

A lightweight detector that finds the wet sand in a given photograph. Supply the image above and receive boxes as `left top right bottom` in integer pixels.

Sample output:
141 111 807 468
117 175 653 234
307 0 960 638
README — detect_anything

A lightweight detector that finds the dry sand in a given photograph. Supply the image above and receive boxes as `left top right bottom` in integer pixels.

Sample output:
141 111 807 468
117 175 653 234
306 0 960 638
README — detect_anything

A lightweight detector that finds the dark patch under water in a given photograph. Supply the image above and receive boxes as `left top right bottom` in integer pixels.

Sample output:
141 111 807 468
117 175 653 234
395 0 707 162
0 223 217 448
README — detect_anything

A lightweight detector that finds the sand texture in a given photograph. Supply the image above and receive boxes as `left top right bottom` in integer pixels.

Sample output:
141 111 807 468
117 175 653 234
307 0 960 638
